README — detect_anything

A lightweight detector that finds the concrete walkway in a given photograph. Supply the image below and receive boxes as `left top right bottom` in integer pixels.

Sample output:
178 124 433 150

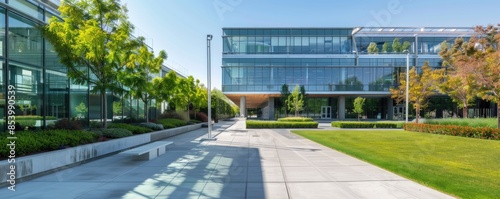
0 119 454 199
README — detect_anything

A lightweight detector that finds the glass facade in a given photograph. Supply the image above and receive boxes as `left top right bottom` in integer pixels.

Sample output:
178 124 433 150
222 27 474 119
0 1 179 132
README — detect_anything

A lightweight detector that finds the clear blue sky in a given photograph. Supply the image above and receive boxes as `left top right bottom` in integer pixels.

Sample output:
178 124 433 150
121 0 500 89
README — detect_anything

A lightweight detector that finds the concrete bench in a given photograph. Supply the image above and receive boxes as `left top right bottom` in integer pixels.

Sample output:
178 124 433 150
120 141 173 160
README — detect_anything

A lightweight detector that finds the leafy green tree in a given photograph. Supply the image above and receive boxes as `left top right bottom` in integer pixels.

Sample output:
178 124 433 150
367 42 379 54
353 97 366 121
382 42 390 53
402 41 411 52
75 102 88 119
280 84 291 116
112 101 122 115
153 70 178 110
191 79 208 120
119 40 167 122
300 85 308 112
171 76 197 120
287 85 304 117
43 0 137 128
392 38 402 53
390 62 444 123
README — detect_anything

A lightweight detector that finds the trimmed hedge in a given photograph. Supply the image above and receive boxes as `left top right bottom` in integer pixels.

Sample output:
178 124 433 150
331 122 398 128
404 123 500 140
157 118 186 129
100 128 133 138
108 123 153 134
277 117 314 122
137 122 164 131
246 120 318 128
0 130 98 158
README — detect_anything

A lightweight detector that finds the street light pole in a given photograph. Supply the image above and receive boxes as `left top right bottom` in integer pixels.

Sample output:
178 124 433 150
406 51 409 123
205 34 216 140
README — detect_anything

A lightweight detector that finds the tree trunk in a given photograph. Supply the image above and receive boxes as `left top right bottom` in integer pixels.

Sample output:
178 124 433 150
144 97 149 123
102 92 108 128
463 106 468 119
497 105 500 129
415 105 420 124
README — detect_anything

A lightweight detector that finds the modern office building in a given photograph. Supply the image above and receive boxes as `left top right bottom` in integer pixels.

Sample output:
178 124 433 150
221 27 488 120
0 0 182 132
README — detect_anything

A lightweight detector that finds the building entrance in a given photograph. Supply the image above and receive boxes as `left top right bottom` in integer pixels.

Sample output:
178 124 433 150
321 106 332 119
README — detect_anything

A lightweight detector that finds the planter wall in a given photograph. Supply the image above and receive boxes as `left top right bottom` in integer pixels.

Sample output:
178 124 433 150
0 123 202 186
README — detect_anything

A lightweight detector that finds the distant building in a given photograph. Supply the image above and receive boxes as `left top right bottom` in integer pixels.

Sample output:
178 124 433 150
221 27 491 119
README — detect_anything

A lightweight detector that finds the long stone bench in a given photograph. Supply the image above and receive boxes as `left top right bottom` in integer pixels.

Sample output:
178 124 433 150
120 141 174 160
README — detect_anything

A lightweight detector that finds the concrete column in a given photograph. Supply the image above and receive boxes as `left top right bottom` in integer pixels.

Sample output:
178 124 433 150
387 97 394 120
240 96 246 117
338 96 345 120
268 97 275 120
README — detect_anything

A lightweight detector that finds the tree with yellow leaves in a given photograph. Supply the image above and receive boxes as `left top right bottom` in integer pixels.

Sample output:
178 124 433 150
390 62 444 123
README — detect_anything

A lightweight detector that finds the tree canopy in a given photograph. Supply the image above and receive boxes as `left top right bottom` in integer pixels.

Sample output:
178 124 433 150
43 0 141 128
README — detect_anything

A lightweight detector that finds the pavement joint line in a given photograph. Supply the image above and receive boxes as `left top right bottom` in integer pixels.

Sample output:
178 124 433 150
269 129 292 199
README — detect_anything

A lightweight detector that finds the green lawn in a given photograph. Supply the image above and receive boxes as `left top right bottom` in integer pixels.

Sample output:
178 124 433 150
292 130 500 199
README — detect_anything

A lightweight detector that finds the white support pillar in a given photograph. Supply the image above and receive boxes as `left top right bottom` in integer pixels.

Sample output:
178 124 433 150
338 96 345 120
240 96 246 117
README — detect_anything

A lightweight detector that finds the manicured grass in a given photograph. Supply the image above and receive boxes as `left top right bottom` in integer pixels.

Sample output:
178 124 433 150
424 118 497 128
292 130 500 198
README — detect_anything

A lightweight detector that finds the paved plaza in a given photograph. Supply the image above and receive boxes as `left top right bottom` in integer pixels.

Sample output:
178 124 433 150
0 119 454 198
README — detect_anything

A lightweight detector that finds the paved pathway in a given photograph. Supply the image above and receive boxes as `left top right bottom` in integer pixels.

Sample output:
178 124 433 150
0 119 454 198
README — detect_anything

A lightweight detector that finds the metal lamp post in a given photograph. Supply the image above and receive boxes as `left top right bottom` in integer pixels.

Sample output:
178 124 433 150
406 51 410 123
204 34 216 140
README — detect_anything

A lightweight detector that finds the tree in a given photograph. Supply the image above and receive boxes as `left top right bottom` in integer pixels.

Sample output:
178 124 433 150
392 38 402 53
382 42 390 53
472 25 500 128
402 41 411 52
300 85 308 112
287 85 304 117
153 70 178 109
280 84 291 116
191 79 208 120
119 40 167 123
75 102 88 119
438 39 479 118
353 97 366 121
43 0 137 128
367 42 379 54
390 62 444 123
171 76 197 120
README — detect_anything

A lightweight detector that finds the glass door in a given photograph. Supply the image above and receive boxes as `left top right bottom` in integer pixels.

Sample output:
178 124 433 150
321 106 331 119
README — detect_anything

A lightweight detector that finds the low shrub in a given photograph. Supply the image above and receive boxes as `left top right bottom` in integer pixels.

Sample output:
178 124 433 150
100 128 133 138
112 117 146 124
195 112 208 122
137 122 164 131
246 120 318 128
277 117 314 122
157 118 186 129
187 120 201 125
158 110 184 120
404 123 500 140
0 130 98 158
54 118 83 130
15 120 37 130
108 123 153 134
331 122 398 128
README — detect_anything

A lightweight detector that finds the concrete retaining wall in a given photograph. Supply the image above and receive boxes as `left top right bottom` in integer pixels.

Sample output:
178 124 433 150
0 123 202 186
